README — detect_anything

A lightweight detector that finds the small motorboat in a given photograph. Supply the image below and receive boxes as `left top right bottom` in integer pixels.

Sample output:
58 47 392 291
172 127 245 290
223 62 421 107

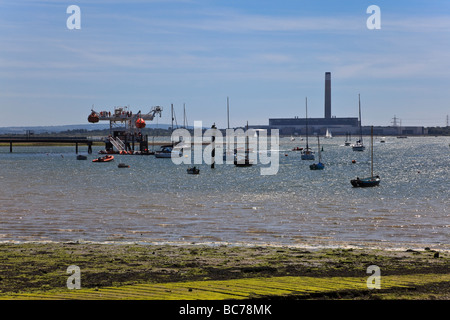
76 155 87 160
92 155 114 162
292 147 303 151
118 163 129 168
154 145 182 158
187 166 200 174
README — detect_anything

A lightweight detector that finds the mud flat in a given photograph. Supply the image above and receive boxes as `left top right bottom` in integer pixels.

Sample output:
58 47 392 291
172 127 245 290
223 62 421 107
0 242 448 300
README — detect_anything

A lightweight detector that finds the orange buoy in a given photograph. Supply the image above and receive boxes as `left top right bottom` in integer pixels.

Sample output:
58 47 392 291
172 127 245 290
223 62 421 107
88 112 99 123
352 160 356 163
135 118 146 128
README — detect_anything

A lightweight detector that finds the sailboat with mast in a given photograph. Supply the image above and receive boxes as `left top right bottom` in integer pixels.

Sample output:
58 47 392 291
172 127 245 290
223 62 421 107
344 132 351 146
352 94 366 151
224 97 235 162
301 97 315 160
351 126 380 187
310 135 324 170
234 121 253 167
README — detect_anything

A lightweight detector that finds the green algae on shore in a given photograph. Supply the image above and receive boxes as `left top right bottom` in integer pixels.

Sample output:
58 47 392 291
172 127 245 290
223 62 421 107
0 242 448 299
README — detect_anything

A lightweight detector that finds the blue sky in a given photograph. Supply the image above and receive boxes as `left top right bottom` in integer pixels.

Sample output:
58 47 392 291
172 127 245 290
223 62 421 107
1 0 449 128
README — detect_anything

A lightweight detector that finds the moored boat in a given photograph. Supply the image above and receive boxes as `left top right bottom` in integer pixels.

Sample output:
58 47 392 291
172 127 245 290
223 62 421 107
187 166 200 174
352 94 366 151
350 176 380 187
351 126 380 188
118 163 129 168
301 97 315 160
310 136 325 170
154 145 181 158
92 155 114 162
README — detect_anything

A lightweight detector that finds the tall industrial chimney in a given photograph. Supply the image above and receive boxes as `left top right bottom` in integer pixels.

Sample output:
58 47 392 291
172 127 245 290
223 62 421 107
324 72 331 119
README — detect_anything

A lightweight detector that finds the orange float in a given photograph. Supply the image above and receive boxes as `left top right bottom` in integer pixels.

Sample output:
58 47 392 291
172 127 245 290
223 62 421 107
88 112 99 123
135 118 146 128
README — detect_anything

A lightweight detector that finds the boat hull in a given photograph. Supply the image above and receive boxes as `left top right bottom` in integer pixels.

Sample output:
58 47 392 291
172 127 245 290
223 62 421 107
187 167 200 174
92 155 114 162
352 145 365 151
351 176 380 188
301 152 315 160
310 162 325 170
154 152 172 158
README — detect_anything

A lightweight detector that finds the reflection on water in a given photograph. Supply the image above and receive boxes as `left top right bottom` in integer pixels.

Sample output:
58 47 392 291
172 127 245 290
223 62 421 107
0 136 449 250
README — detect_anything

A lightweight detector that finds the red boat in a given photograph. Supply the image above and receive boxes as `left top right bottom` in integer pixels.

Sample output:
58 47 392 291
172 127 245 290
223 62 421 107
92 155 114 162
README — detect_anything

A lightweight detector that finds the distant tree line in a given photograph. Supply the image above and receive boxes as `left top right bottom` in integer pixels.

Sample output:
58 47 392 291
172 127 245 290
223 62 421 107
2 126 449 137
6 128 175 137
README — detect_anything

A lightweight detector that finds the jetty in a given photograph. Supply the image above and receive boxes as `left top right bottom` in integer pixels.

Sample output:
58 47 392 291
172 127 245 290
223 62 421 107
0 136 94 154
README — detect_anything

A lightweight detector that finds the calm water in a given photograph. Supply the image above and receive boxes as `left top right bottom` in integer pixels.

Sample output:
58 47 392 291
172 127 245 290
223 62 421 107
1 136 449 250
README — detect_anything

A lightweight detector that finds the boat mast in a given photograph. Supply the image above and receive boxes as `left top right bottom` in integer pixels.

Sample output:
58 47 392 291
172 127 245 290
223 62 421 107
318 135 321 162
358 94 363 144
371 125 374 178
227 96 230 129
305 97 309 150
183 103 186 128
171 104 174 134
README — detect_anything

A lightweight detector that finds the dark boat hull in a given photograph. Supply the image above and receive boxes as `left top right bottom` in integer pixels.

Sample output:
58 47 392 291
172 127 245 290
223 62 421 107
187 167 200 174
310 162 324 170
351 176 380 187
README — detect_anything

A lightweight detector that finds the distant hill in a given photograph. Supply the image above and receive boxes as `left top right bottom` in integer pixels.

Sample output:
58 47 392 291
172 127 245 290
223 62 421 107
0 123 173 134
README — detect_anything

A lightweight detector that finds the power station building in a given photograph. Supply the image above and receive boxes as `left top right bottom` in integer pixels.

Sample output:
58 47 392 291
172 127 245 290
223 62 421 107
252 72 426 136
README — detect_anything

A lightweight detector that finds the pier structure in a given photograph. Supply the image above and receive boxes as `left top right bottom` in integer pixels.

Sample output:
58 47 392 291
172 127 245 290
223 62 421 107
0 136 93 154
88 105 163 154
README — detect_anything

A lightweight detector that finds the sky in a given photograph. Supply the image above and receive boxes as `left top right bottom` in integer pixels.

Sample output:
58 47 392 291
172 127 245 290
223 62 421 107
0 0 449 128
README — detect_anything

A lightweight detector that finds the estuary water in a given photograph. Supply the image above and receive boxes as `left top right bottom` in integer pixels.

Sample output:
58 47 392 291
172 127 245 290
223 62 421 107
0 136 449 250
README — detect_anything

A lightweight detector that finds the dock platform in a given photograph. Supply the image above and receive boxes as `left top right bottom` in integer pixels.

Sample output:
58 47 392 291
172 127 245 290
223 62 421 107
0 136 94 154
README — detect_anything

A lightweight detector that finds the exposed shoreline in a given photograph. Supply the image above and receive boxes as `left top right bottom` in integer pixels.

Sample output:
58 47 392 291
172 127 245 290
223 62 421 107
1 241 448 300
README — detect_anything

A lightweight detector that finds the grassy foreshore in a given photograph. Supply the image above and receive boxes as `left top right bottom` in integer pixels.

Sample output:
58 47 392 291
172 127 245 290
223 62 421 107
0 242 448 300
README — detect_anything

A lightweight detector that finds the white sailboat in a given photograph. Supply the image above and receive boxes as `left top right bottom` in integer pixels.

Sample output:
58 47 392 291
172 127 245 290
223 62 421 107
344 132 351 146
325 129 332 139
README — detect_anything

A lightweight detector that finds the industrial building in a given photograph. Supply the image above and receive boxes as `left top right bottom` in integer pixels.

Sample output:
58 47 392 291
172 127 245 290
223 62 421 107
250 72 426 136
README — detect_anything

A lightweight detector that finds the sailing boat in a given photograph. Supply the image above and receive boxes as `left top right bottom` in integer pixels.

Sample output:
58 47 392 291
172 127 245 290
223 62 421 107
301 97 315 160
351 126 380 187
223 97 235 162
352 94 366 151
344 132 351 146
325 129 332 139
310 135 324 170
234 121 253 167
